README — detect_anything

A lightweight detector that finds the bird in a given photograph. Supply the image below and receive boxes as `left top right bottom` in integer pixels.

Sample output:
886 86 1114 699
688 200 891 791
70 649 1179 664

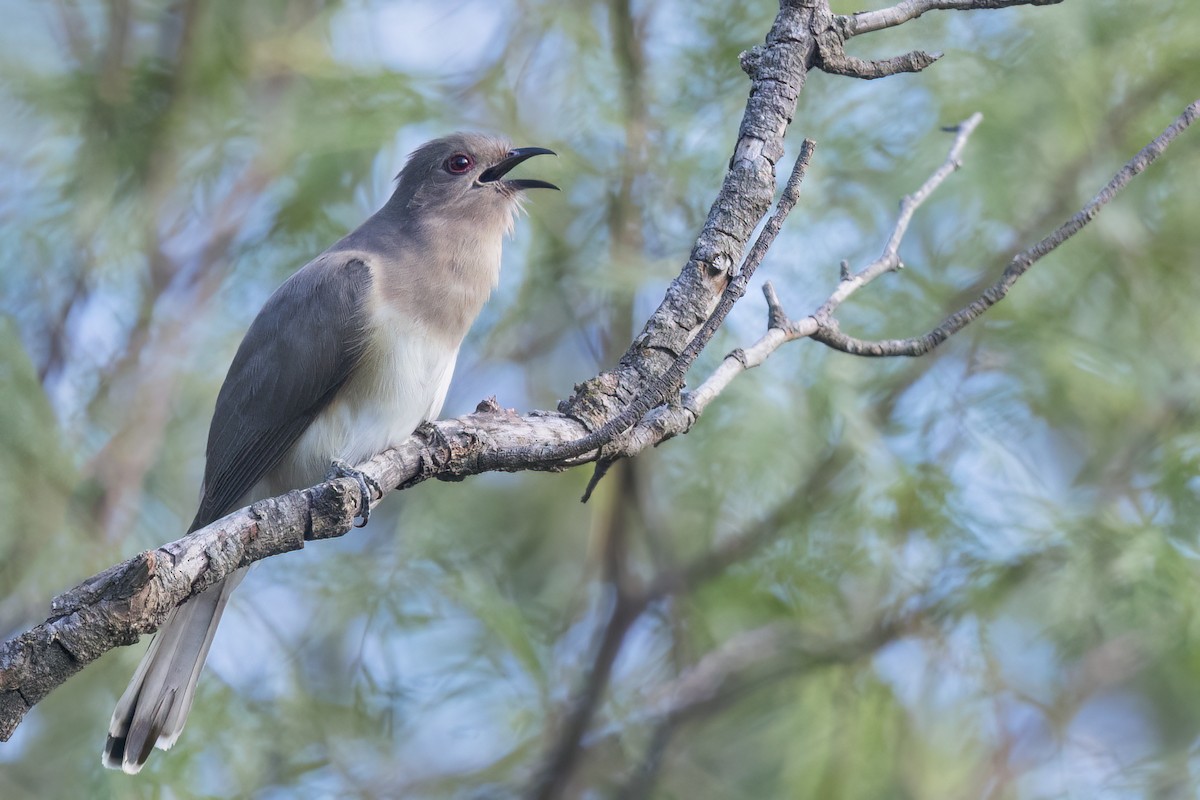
101 132 557 774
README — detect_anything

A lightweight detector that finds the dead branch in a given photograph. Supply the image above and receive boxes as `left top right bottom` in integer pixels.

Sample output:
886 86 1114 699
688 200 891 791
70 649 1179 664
808 100 1200 357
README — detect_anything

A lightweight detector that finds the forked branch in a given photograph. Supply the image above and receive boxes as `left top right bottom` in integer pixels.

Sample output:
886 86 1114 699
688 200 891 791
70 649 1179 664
809 100 1200 356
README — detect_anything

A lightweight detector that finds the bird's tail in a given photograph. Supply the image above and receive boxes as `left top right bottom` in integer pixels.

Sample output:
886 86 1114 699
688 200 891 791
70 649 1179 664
102 568 247 774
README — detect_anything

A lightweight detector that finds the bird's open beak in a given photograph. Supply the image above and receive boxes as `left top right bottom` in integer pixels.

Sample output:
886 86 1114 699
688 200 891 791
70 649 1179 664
479 147 559 190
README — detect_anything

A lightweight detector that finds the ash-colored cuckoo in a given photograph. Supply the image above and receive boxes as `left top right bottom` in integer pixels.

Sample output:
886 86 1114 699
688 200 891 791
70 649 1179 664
102 132 556 774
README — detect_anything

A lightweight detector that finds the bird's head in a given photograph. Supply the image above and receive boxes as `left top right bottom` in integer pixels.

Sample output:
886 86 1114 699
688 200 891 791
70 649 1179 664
392 132 557 235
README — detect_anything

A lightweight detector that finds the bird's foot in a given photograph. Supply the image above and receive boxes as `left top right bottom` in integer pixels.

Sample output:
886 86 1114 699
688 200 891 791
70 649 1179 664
326 459 382 527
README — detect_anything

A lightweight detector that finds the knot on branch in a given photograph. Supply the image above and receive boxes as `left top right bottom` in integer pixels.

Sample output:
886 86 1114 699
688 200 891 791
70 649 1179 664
415 421 483 482
762 282 792 331
475 395 503 414
558 372 622 430
739 46 764 77
692 244 735 281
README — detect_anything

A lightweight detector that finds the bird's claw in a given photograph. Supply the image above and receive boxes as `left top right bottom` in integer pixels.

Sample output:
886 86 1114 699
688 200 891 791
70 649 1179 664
326 459 382 527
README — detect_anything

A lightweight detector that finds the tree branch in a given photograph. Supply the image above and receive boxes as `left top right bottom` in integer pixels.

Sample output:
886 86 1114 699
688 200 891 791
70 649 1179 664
810 99 1200 357
651 113 985 407
0 406 585 740
518 0 825 468
843 0 1065 38
574 138 816 501
819 112 984 317
817 48 942 79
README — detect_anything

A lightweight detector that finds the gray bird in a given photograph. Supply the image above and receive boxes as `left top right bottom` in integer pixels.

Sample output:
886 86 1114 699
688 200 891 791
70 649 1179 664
102 132 556 774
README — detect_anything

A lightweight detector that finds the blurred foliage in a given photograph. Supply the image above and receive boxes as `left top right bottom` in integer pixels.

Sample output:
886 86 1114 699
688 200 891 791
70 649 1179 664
2 0 1200 798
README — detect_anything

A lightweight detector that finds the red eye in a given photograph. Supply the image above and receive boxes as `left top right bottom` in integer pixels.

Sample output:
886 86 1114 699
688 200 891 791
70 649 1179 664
445 154 474 174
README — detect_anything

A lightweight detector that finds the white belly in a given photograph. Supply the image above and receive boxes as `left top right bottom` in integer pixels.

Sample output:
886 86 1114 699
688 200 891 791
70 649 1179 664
265 310 459 495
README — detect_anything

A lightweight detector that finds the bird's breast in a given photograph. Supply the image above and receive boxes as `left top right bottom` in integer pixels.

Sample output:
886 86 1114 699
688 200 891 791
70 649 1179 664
267 305 460 495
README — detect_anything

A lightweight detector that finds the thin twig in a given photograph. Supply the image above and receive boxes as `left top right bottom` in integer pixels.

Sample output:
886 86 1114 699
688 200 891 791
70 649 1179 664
670 115 984 415
843 0 1065 38
817 49 943 79
811 99 1200 356
817 112 983 318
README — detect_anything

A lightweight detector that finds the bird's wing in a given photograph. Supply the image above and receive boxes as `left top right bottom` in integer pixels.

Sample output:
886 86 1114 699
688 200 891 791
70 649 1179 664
189 255 372 530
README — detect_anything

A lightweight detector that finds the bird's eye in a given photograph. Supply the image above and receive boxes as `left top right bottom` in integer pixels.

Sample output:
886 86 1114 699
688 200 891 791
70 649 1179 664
445 154 474 174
